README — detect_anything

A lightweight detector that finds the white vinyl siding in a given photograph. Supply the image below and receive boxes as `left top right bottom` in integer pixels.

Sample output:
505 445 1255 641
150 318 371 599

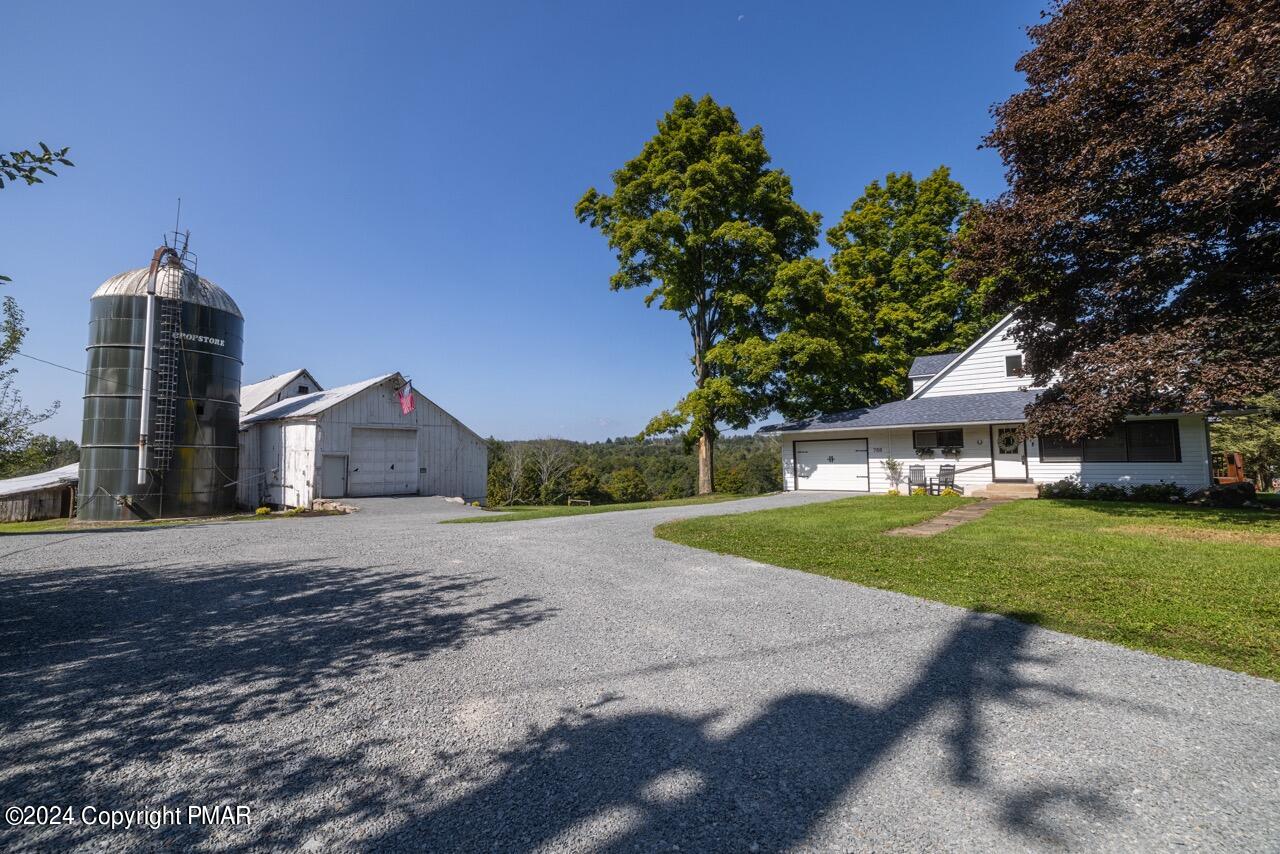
784 425 997 493
781 416 1211 494
918 324 1032 398
1028 415 1210 490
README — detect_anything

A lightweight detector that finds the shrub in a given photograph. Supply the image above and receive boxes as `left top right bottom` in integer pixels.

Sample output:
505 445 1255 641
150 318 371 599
940 486 960 497
716 465 749 495
564 464 600 501
1038 477 1086 499
1086 482 1129 501
605 467 651 503
881 457 904 491
911 486 927 496
254 506 272 516
1128 482 1185 503
886 488 901 496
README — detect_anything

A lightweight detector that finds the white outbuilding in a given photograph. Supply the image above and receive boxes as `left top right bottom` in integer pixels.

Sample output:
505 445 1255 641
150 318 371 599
236 371 487 508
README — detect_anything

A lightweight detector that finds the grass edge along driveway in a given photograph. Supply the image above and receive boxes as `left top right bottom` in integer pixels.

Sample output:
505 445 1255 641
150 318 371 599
444 493 745 523
655 495 1280 680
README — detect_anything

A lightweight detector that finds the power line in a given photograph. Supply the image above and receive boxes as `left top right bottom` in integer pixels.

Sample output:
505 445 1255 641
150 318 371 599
15 350 150 394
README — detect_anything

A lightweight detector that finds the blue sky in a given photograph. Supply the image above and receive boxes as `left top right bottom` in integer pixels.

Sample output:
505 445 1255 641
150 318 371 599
4 0 1041 442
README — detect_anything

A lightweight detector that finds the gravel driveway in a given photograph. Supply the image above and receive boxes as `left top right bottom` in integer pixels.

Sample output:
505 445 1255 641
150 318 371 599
1 494 1277 852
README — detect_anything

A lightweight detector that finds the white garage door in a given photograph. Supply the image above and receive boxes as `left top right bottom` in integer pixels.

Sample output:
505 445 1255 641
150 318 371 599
794 439 870 492
348 428 418 496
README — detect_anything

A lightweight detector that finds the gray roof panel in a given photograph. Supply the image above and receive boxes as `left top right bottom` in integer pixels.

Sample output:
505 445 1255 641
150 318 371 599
0 463 79 498
93 266 243 318
240 373 399 425
908 352 961 378
759 390 1041 433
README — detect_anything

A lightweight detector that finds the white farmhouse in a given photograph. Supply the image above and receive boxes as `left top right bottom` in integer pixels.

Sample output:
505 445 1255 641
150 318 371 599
761 314 1212 497
237 370 487 508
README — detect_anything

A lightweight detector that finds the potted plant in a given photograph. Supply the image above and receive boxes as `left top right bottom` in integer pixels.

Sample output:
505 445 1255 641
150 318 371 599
914 447 935 460
941 445 963 459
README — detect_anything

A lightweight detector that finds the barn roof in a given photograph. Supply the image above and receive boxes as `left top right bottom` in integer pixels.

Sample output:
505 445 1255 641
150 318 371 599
0 463 79 498
240 368 322 415
757 390 1041 434
240 373 402 425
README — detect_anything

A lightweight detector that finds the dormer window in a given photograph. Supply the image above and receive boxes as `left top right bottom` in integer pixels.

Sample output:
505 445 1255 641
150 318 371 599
1005 355 1024 377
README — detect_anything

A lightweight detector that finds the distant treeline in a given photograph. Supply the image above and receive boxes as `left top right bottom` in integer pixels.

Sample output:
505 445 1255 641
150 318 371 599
0 434 79 479
486 435 782 506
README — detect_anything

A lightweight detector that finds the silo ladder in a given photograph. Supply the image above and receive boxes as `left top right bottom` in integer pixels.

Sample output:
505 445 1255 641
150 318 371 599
150 297 182 472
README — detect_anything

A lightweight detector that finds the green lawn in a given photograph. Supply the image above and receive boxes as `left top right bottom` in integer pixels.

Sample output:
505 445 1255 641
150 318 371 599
446 493 747 523
655 495 1280 680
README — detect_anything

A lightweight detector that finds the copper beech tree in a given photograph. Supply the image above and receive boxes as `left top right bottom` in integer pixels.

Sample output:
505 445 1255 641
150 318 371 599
954 0 1280 439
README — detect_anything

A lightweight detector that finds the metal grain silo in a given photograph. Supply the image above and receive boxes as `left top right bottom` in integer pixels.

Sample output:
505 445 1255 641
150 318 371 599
77 244 244 521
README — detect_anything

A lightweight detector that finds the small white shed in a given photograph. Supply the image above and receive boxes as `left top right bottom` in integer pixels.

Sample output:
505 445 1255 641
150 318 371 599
237 372 487 508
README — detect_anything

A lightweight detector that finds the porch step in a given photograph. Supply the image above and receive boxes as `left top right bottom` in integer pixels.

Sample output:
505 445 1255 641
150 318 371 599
973 482 1040 500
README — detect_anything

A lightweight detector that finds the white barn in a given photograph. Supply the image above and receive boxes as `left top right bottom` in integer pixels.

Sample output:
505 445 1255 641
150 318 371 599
762 314 1214 497
237 371 487 508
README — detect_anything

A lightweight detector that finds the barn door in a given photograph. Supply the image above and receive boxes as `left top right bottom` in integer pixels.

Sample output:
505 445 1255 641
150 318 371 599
348 428 418 496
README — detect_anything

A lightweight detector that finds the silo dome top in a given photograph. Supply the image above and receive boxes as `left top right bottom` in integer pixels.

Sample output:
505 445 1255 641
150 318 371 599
92 266 243 318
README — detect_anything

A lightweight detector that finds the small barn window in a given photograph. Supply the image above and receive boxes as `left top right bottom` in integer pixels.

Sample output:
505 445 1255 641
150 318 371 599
1005 355 1024 377
298 385 310 394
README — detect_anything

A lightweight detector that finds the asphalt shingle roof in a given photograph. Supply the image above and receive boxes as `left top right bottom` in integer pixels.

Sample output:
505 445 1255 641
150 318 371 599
908 353 961 377
758 390 1041 434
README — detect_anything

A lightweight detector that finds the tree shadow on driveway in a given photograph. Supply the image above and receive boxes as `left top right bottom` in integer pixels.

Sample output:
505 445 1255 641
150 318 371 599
0 557 554 849
369 612 1125 852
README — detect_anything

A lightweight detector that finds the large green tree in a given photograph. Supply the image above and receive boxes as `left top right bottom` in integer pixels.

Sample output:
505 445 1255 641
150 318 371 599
745 167 997 421
576 95 820 493
822 167 996 406
954 0 1280 439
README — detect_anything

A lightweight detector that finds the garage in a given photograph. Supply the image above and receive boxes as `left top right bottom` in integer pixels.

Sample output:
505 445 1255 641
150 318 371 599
793 438 869 491
348 427 418 496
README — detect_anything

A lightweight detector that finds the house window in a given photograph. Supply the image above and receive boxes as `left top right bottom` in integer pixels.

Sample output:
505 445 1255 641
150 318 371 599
1039 434 1083 461
1037 419 1180 463
1127 420 1180 462
1005 355 1024 377
913 428 964 449
298 385 310 394
1083 426 1127 462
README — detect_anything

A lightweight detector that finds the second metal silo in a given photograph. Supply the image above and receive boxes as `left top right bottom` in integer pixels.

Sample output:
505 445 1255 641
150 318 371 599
77 240 244 521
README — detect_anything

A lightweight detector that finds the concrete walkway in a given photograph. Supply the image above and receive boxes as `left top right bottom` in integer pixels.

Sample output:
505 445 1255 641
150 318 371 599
1 493 1277 852
886 497 1012 536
